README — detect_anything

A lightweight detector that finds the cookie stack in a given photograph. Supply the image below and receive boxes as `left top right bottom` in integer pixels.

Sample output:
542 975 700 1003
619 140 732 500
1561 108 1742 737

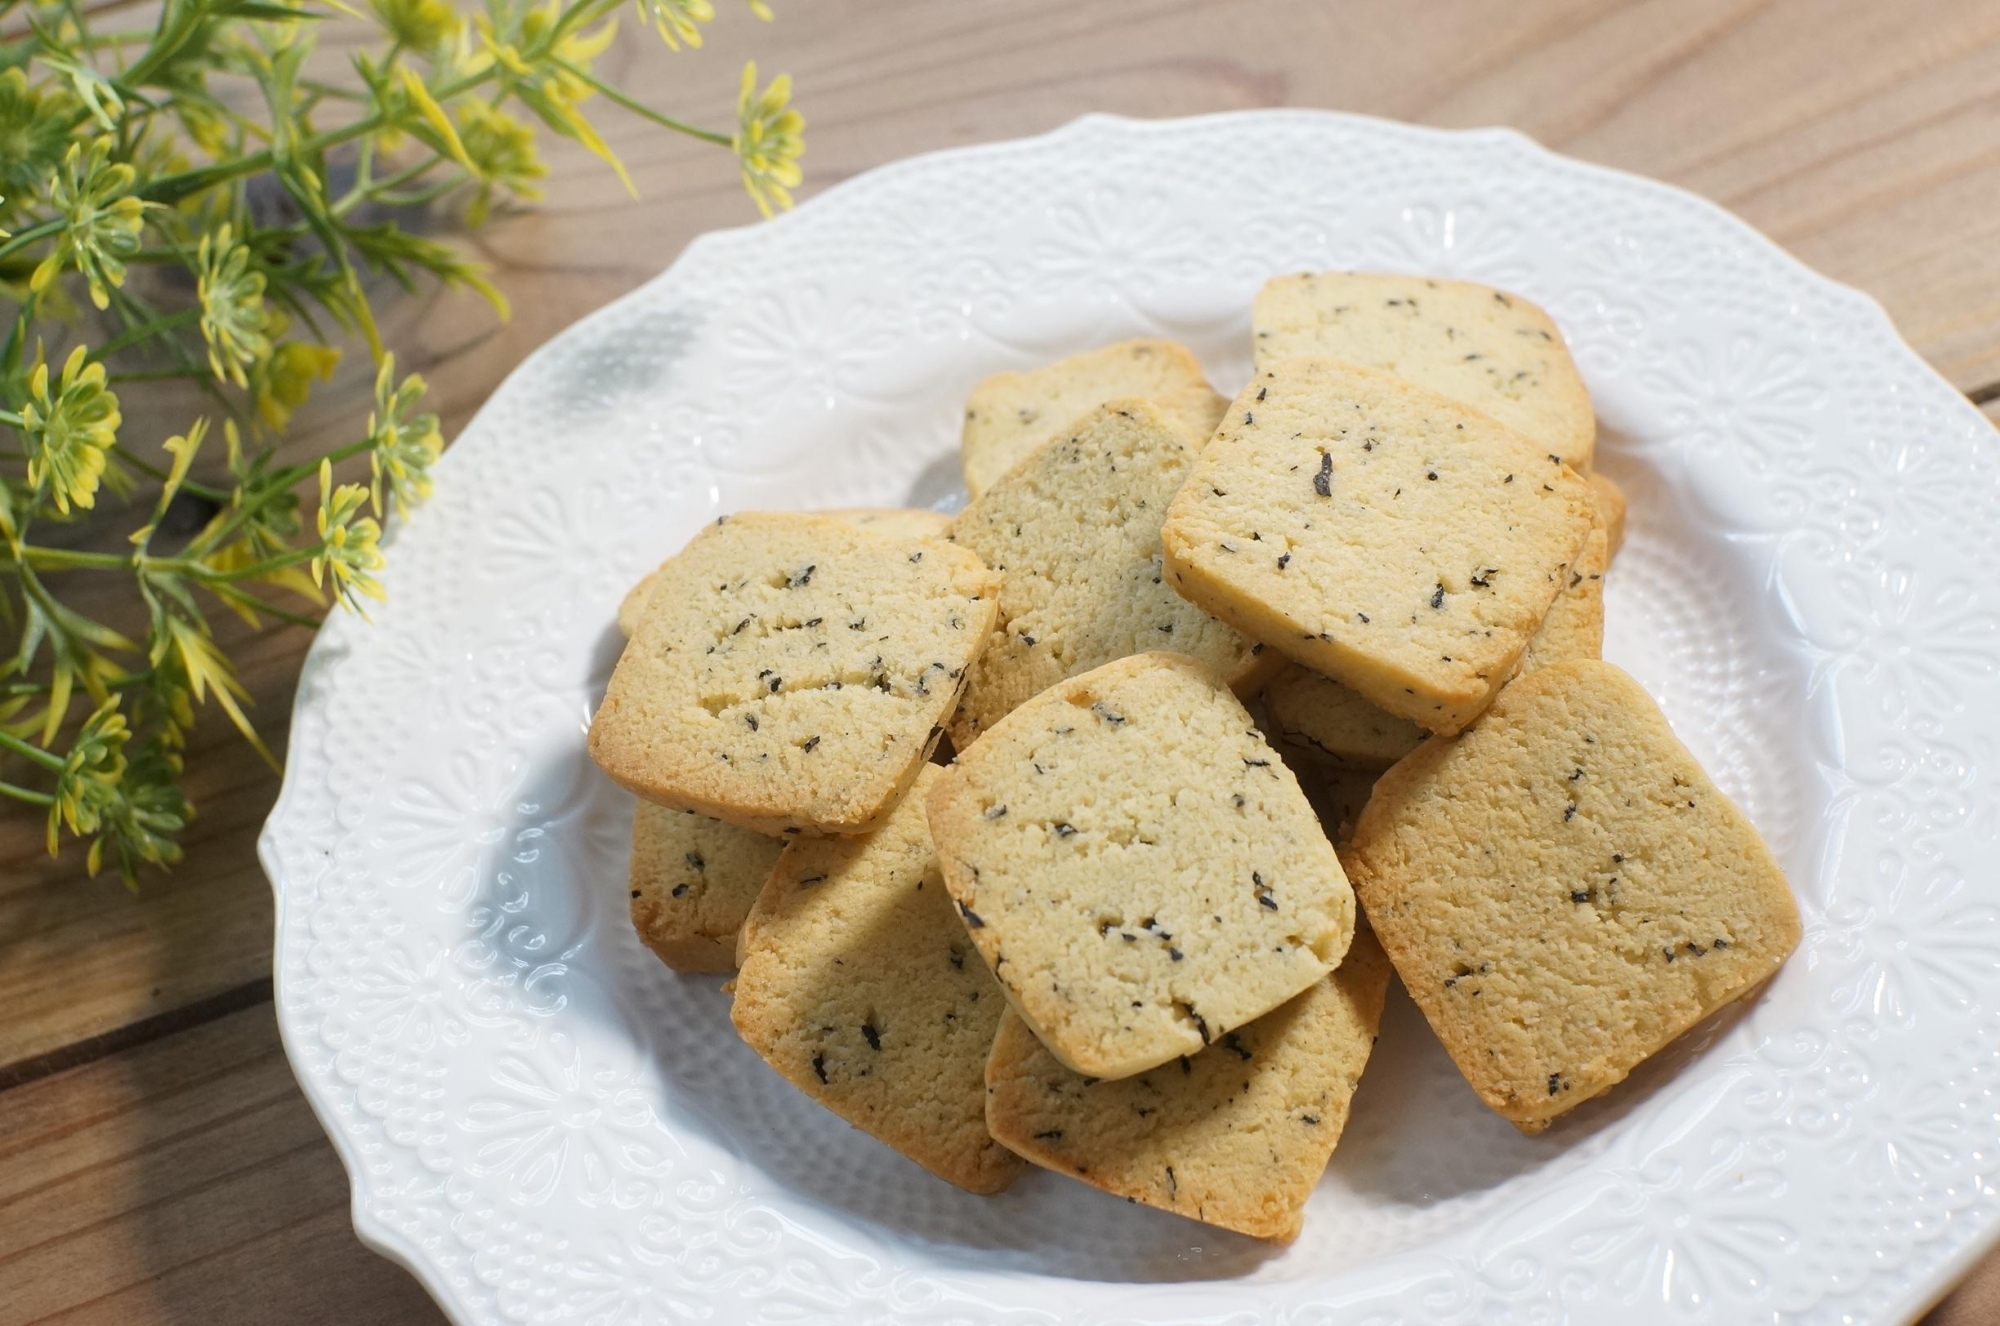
588 272 1800 1240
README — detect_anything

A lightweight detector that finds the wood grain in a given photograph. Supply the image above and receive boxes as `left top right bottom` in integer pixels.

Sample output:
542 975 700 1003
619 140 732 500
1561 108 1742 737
0 1006 443 1325
2 0 1996 1319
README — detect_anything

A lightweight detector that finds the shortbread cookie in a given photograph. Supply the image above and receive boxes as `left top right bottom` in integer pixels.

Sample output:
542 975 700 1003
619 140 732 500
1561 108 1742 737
628 803 785 972
1262 665 1425 770
732 765 1023 1193
984 928 1391 1240
1345 660 1801 1134
591 512 1000 835
961 340 1229 498
1515 522 1608 674
1253 272 1595 468
1160 357 1595 734
1587 471 1626 560
617 508 954 637
926 652 1356 1080
946 400 1277 749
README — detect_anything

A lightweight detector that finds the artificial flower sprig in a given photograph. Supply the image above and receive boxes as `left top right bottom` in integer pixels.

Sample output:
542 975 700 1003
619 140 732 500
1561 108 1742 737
0 0 804 883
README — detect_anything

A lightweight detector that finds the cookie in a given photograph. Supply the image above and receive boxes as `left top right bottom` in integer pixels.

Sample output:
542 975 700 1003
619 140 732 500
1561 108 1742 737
961 339 1229 498
628 802 785 972
732 765 1024 1194
1344 660 1801 1134
984 927 1391 1240
590 512 1000 836
1514 521 1608 674
1587 471 1626 560
945 399 1278 749
617 508 954 638
926 652 1356 1080
1253 271 1595 468
1160 356 1595 734
1261 665 1425 770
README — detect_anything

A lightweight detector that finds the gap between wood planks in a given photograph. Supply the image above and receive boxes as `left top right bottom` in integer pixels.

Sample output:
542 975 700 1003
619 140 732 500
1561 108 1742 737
0 980 273 1094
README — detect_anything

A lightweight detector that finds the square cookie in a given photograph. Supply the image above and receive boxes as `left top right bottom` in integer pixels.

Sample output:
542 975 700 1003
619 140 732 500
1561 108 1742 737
732 765 1024 1194
984 928 1392 1240
617 508 953 638
1262 664 1426 770
1344 659 1801 1134
926 652 1356 1080
1253 271 1596 468
629 803 785 972
961 339 1228 498
590 512 1000 836
1514 520 1608 674
1160 356 1595 734
946 399 1277 750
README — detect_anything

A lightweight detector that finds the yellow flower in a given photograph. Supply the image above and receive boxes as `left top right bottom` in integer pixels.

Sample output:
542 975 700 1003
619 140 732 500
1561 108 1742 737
313 459 388 613
734 61 804 218
638 0 713 50
196 224 271 388
746 0 773 17
366 355 443 517
253 337 343 433
456 100 546 225
369 0 461 50
32 140 157 311
22 345 121 514
48 698 130 856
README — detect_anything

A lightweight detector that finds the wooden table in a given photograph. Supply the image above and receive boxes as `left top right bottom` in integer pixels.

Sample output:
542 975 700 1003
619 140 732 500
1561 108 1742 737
5 1 1999 1320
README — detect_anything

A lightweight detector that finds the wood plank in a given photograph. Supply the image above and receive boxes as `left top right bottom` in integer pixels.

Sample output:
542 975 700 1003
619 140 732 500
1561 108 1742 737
0 1005 442 1325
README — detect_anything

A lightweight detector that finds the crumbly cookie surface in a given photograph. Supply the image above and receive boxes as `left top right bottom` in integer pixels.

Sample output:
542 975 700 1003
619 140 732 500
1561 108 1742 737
984 928 1391 1240
947 399 1274 749
1253 272 1595 468
590 512 999 835
731 765 1024 1193
927 652 1355 1080
1345 660 1801 1133
1161 356 1594 733
617 508 953 638
629 803 785 972
961 339 1228 498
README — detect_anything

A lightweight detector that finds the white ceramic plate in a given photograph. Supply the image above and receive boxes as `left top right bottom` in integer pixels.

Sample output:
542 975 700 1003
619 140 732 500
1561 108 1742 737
264 112 2000 1325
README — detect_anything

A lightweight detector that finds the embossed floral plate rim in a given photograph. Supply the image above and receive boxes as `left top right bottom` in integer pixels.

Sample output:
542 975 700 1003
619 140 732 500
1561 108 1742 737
263 110 2000 1325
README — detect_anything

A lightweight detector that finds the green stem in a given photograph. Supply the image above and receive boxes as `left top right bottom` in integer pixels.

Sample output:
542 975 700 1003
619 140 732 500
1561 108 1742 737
140 67 500 204
207 585 324 629
90 307 203 361
0 730 66 773
0 781 55 807
333 155 444 217
183 436 371 559
0 409 21 427
20 546 132 572
553 57 734 146
0 220 63 265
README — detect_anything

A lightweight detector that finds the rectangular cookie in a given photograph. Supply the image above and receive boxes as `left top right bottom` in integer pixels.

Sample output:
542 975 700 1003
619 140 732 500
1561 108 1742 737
617 508 953 638
1588 471 1626 560
1160 356 1595 734
731 764 1024 1194
629 802 786 972
984 928 1392 1240
1261 664 1426 770
590 512 999 835
1344 659 1802 1133
1253 271 1596 469
946 399 1278 749
926 652 1356 1080
1515 520 1608 674
961 339 1228 498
